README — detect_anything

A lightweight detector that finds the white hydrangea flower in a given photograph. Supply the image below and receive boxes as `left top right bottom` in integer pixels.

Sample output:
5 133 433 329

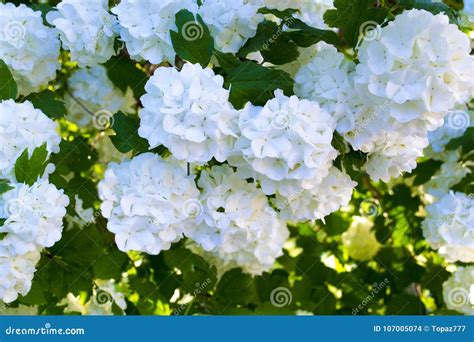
0 180 69 256
0 3 60 95
46 0 119 67
0 100 61 181
422 191 474 263
342 216 381 261
275 166 356 221
294 42 356 132
232 90 337 195
138 63 239 164
0 251 40 303
423 151 471 200
442 266 474 315
355 9 473 129
199 0 263 53
98 153 200 255
112 0 198 63
364 131 429 182
184 165 288 275
64 65 135 127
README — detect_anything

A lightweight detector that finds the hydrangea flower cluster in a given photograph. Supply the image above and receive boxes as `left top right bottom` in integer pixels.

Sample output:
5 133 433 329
422 191 474 263
342 216 381 261
0 100 69 303
112 0 198 64
295 9 474 182
199 0 263 53
98 153 200 255
138 63 239 164
0 3 60 95
64 65 135 127
442 266 474 315
184 165 288 275
46 0 119 67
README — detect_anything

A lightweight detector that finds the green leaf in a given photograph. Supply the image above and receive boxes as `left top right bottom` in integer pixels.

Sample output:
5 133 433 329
324 0 387 47
216 268 256 305
224 61 294 109
411 159 443 186
0 179 14 195
14 144 49 186
0 59 17 100
286 19 343 48
24 90 66 119
171 10 214 66
239 20 280 56
104 56 147 99
110 111 150 154
258 8 299 20
213 50 240 71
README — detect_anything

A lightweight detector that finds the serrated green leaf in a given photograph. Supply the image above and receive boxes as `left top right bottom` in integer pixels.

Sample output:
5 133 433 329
0 59 17 100
0 179 14 195
286 19 343 48
104 56 147 99
216 268 256 305
14 144 49 186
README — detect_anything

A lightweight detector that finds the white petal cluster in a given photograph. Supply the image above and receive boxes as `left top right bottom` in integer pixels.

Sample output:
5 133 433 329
64 65 135 127
0 100 61 181
356 9 472 122
138 63 239 164
274 166 356 221
295 42 356 132
232 90 337 195
0 3 60 95
46 0 119 67
442 266 474 315
0 181 69 256
0 251 40 304
342 216 381 261
422 191 474 263
296 9 473 182
184 165 289 275
112 0 198 64
199 0 263 53
98 153 200 255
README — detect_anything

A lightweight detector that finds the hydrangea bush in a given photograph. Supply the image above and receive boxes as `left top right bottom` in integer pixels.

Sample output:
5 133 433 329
0 0 472 316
